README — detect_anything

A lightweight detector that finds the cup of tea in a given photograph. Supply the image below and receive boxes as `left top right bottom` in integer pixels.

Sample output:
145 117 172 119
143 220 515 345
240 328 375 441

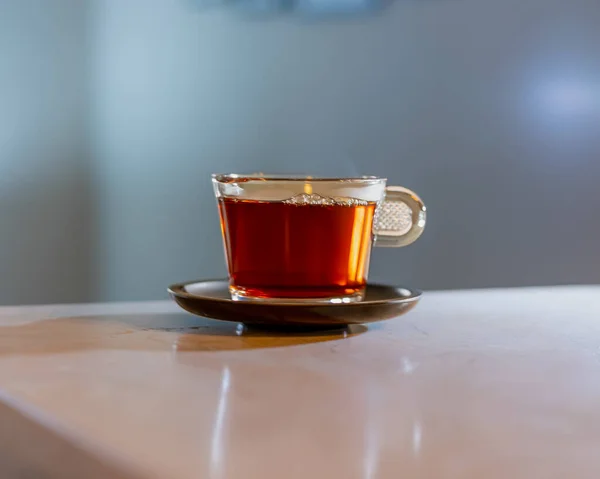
213 174 426 303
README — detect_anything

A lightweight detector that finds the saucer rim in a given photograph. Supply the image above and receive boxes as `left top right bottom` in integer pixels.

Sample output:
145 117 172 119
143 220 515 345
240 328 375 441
167 279 422 307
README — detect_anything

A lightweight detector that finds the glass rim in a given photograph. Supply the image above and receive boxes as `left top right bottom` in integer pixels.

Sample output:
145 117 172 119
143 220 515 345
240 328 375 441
212 173 387 184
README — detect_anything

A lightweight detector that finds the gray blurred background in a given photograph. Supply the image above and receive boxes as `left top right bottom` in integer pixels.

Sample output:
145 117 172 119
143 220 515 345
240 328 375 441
1 0 599 305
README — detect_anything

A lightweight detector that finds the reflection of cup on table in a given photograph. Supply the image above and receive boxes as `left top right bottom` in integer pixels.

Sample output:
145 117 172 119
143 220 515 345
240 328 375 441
213 174 426 303
199 361 377 479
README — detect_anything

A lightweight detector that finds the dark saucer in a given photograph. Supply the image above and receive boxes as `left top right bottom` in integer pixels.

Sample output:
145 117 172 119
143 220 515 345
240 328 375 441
168 280 422 330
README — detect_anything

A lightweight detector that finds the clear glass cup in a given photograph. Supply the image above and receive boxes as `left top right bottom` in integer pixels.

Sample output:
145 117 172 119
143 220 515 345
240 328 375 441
213 174 426 303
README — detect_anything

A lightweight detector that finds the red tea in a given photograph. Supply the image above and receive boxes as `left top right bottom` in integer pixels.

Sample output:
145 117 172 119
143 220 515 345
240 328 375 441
218 196 377 300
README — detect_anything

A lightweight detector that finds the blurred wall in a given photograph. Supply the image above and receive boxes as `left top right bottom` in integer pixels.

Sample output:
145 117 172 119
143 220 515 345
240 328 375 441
0 0 93 305
90 0 600 301
2 0 600 304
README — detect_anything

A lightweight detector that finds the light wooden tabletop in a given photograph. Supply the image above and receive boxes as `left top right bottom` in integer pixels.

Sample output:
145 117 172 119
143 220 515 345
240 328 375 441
1 286 599 479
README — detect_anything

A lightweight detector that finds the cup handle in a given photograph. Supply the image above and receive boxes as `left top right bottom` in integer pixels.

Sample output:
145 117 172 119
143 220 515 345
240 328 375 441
373 186 426 247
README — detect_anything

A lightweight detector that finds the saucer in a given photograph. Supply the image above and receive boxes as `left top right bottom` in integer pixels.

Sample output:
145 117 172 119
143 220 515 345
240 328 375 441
168 280 422 330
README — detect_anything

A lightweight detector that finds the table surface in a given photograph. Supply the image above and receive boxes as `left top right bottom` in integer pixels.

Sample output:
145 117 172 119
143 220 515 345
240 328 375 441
1 286 599 479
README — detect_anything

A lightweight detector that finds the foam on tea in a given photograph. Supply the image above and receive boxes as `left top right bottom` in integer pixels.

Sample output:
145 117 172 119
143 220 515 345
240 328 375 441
283 193 369 207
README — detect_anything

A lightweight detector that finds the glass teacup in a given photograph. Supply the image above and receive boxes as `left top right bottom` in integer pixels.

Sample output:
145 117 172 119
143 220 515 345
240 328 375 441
213 174 426 303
